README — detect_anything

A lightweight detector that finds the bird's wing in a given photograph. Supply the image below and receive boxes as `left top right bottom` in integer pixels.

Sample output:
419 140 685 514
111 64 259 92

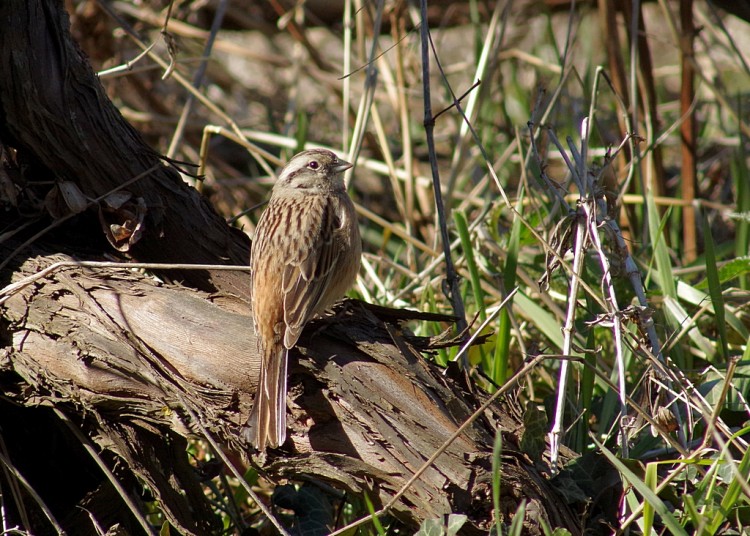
282 195 343 348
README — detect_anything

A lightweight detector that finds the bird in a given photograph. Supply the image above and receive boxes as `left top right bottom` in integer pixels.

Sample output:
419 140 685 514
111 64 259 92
243 149 362 451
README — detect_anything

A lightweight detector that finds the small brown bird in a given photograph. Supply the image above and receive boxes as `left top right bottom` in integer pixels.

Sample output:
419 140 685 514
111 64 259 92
244 149 361 451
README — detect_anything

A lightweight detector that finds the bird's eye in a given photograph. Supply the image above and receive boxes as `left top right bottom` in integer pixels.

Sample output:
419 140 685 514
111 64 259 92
308 161 319 170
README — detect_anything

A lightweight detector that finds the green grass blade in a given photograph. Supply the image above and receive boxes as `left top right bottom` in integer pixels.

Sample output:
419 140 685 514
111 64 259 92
733 144 749 290
677 281 749 340
493 429 503 536
646 194 676 298
454 208 489 372
454 209 486 322
363 492 385 535
708 434 750 533
507 500 526 536
514 291 564 350
643 462 657 535
682 495 701 534
702 211 729 362
494 193 523 385
594 439 688 536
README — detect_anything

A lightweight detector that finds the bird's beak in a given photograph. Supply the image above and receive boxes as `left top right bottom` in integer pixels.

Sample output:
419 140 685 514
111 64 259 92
332 159 353 174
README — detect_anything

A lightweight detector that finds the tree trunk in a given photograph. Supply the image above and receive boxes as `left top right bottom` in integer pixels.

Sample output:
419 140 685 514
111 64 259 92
0 1 590 534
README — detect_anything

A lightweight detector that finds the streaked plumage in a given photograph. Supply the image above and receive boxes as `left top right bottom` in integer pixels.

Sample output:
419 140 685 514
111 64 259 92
244 149 361 451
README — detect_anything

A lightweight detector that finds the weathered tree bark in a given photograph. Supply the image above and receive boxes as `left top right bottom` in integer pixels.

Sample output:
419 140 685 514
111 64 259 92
1 251 580 534
0 1 589 535
0 0 250 296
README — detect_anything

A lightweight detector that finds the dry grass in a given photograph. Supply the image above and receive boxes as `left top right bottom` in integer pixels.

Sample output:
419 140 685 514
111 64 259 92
64 0 750 533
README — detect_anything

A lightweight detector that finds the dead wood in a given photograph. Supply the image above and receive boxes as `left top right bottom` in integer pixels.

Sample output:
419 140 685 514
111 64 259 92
0 1 588 534
1 251 582 534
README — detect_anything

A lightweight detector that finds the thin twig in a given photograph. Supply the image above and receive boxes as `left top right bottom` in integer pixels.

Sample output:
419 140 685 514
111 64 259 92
53 410 155 536
548 209 587 471
165 0 230 159
0 259 251 305
173 392 292 536
95 0 266 166
432 79 481 122
346 0 384 183
419 0 468 347
0 449 67 535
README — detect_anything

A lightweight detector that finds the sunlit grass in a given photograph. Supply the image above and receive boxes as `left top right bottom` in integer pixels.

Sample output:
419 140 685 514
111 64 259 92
98 0 750 532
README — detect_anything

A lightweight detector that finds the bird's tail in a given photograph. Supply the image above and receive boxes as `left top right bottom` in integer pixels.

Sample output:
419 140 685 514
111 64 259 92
244 344 288 451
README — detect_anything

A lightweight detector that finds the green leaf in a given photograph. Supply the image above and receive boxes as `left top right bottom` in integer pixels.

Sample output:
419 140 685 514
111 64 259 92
415 518 445 536
676 281 748 340
415 515 467 536
514 291 564 349
663 296 716 360
454 208 488 371
695 256 750 289
446 514 468 536
494 188 524 385
454 209 486 323
732 143 750 289
507 500 526 536
682 494 701 530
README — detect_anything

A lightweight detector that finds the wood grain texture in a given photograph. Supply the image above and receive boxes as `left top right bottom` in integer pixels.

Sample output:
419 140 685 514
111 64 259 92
2 251 581 533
